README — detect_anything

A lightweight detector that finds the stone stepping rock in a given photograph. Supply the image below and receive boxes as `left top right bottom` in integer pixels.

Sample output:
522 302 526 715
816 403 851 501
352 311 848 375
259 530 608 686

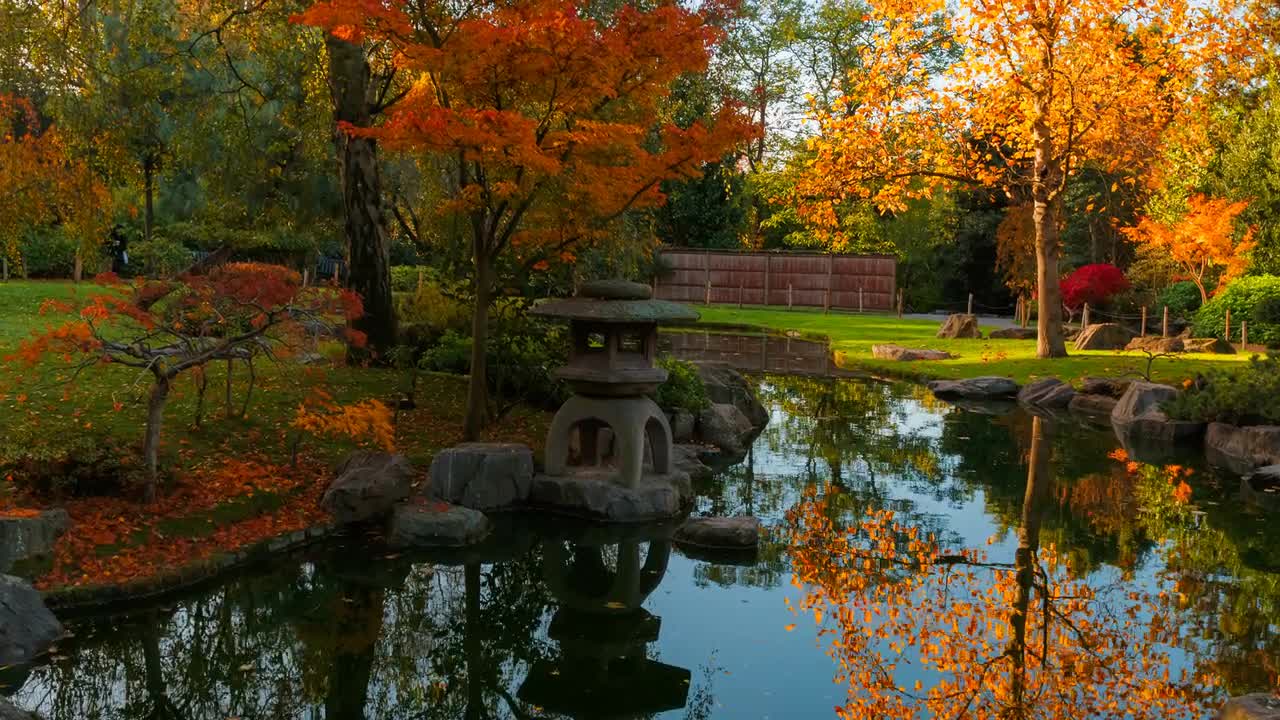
386 502 491 548
871 344 953 361
927 376 1020 400
673 516 761 550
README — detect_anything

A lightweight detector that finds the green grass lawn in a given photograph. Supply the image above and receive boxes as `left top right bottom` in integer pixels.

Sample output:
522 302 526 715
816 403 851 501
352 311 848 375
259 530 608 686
691 305 1248 385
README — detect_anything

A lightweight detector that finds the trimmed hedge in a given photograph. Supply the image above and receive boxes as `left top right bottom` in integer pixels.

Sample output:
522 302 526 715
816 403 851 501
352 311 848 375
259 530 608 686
1156 281 1201 319
1193 275 1280 347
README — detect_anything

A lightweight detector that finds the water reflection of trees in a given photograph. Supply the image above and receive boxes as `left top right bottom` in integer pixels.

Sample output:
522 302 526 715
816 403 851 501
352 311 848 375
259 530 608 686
786 416 1213 719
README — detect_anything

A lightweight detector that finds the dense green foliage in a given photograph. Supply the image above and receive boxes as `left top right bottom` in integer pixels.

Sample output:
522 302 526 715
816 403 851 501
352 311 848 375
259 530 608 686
653 355 709 414
1157 281 1203 318
1165 353 1280 425
1193 275 1280 345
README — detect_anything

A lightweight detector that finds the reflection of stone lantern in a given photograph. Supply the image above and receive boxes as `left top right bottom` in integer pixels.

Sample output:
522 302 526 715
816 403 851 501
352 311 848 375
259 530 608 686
518 531 690 718
533 280 699 494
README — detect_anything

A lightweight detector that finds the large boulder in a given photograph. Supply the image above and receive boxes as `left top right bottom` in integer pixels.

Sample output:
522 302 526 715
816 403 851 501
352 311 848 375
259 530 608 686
1073 323 1135 350
1111 381 1205 447
672 444 714 482
696 363 768 431
0 509 70 575
1206 423 1280 473
1017 377 1075 410
698 403 754 459
1069 393 1119 424
321 452 415 524
0 575 62 667
386 502 491 548
927 376 1020 400
871 344 953 361
426 443 533 510
1080 377 1131 398
936 313 982 339
668 410 696 444
1184 337 1236 354
988 327 1037 340
1221 694 1280 720
1125 336 1185 354
674 516 760 550
529 472 692 523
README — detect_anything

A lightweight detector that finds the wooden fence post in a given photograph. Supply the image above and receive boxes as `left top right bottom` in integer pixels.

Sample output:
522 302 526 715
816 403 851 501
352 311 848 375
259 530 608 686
897 289 904 319
1082 302 1090 329
333 262 340 284
704 250 711 304
1021 296 1030 328
705 278 712 306
763 254 772 307
824 287 831 314
1225 308 1231 342
826 254 834 313
302 268 309 288
788 284 793 311
859 287 865 313
739 281 744 309
417 267 425 292
1242 320 1249 349
1162 306 1169 338
967 292 974 315
1140 306 1147 337
2 258 6 282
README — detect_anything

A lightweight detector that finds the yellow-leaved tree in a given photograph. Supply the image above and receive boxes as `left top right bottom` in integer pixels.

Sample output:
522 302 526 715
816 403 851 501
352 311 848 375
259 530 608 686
1123 195 1256 303
795 0 1253 358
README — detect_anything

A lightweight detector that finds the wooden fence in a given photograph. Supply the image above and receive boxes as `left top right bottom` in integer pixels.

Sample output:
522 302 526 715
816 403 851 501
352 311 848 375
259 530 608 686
661 331 847 378
654 248 897 311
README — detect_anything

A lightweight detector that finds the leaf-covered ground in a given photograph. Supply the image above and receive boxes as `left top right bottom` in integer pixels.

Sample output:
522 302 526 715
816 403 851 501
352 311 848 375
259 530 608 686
693 305 1248 385
0 280 550 592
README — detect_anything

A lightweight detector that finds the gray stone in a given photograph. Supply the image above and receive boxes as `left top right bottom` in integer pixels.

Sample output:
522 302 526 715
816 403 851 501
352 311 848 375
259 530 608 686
669 410 696 443
927 376 1020 400
672 444 714 482
1017 377 1075 409
1184 337 1237 354
529 471 692 522
696 362 768 431
0 509 69 574
674 516 760 550
1221 694 1280 720
1069 393 1120 425
1206 423 1280 473
698 403 754 458
936 313 982 339
1080 377 1131 398
322 452 415 524
426 443 533 510
1242 466 1280 512
988 327 1037 340
0 698 38 720
1074 323 1135 350
386 503 491 548
0 574 62 667
1111 381 1205 446
1125 336 1185 353
871 344 953 361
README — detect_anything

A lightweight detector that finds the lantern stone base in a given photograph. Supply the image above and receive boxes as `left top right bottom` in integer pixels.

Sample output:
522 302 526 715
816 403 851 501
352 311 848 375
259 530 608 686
529 470 693 523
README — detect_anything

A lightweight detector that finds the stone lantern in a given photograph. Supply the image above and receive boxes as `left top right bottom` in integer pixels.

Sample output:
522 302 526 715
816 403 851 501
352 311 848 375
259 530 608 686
532 279 699 493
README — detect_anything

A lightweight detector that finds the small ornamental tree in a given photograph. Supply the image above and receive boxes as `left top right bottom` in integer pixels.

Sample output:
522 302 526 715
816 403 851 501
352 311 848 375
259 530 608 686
1123 195 1256 304
294 0 755 439
8 264 364 501
1060 264 1130 314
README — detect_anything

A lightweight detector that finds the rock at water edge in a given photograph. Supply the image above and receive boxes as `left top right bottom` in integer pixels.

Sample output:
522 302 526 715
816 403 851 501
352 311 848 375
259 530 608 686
928 376 1020 400
426 443 533 510
0 574 62 667
322 452 415 524
386 503 491 548
1018 378 1075 410
674 516 761 550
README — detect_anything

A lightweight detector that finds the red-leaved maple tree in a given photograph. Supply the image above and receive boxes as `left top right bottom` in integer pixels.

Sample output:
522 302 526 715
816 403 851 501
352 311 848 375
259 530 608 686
294 0 755 438
9 264 364 501
1060 264 1130 313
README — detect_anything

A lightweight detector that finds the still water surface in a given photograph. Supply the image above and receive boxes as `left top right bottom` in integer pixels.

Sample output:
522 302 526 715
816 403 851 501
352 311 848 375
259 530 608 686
5 343 1278 719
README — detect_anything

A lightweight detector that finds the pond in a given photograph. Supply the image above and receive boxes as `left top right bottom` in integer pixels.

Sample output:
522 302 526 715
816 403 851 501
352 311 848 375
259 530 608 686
4 336 1278 719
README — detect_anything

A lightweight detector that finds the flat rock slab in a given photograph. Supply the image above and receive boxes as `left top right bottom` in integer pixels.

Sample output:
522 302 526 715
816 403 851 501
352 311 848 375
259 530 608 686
1222 694 1280 720
928 376 1020 400
936 313 981 339
1184 337 1236 354
322 452 415 524
1069 394 1119 425
0 574 63 667
427 442 534 510
1125 336 1185 353
1074 323 1134 350
674 516 760 550
1206 423 1280 473
988 327 1037 340
386 503 491 548
529 472 692 523
871 344 953 361
1018 377 1075 409
0 509 70 575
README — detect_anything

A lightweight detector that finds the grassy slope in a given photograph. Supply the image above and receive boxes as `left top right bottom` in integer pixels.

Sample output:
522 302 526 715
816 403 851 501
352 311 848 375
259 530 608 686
692 305 1246 385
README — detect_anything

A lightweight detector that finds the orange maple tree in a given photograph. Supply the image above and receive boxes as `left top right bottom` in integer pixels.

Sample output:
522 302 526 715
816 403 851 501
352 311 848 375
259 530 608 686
8 264 364 501
786 418 1216 719
795 0 1251 358
0 94 109 279
1123 195 1256 303
294 0 755 438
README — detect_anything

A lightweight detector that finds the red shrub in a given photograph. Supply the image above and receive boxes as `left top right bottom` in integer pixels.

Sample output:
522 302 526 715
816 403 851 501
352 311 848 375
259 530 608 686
1060 264 1130 311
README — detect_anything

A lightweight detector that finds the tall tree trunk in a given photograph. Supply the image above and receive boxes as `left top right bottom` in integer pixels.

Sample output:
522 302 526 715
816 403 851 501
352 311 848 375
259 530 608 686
1032 122 1068 359
143 374 171 503
1008 415 1052 717
326 35 397 362
463 249 492 441
143 157 155 245
73 253 83 283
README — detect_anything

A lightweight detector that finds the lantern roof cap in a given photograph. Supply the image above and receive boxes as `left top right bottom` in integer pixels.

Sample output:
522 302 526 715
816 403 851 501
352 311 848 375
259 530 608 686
532 280 699 324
